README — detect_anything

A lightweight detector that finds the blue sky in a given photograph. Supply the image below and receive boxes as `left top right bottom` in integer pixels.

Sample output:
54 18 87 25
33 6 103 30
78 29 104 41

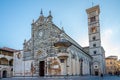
0 0 120 58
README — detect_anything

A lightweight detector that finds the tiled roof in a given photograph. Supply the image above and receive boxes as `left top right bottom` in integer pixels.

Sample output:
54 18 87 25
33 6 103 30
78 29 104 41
0 47 18 52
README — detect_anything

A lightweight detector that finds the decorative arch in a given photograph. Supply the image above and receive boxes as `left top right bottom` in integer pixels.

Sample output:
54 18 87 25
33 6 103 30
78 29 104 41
0 57 8 65
93 61 100 76
17 53 22 59
93 61 100 69
93 61 100 65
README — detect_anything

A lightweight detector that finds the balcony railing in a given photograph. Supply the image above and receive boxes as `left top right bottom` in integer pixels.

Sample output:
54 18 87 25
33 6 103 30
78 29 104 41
0 54 13 60
57 52 68 59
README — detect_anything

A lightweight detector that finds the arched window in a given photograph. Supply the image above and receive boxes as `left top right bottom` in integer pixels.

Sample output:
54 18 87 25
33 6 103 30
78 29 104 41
9 59 13 66
93 44 96 47
1 58 8 65
91 27 97 33
93 51 97 54
92 36 96 40
60 59 64 63
90 16 96 22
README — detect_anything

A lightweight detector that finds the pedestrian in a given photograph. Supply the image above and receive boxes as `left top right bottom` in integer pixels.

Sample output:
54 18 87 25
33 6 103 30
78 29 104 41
101 74 103 77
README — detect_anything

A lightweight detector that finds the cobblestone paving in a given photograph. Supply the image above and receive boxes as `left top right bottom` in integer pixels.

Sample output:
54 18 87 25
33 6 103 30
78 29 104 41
0 75 120 80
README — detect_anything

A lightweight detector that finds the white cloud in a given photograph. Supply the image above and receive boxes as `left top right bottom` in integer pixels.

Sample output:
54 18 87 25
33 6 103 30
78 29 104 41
76 35 89 47
103 29 113 37
101 28 120 59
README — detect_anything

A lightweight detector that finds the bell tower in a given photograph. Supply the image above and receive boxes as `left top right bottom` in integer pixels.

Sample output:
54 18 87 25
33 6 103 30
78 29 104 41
86 5 106 76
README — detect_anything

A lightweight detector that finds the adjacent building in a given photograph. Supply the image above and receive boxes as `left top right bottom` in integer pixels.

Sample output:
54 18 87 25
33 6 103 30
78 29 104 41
0 47 16 78
106 56 120 75
13 5 106 77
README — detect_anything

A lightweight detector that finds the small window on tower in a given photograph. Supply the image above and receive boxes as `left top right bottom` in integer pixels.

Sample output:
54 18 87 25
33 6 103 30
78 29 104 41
93 44 96 47
91 27 97 33
93 51 97 54
93 36 96 40
90 16 96 22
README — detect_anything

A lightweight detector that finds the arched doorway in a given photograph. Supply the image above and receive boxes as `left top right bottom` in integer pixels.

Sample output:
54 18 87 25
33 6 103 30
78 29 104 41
39 61 45 76
2 70 7 78
95 70 99 76
93 61 99 76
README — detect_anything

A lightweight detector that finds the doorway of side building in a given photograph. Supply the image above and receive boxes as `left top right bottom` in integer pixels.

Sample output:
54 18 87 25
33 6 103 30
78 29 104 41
2 70 7 78
95 71 99 76
39 61 45 76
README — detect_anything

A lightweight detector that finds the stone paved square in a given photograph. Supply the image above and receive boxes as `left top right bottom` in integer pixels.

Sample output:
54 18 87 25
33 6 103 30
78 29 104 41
0 76 120 80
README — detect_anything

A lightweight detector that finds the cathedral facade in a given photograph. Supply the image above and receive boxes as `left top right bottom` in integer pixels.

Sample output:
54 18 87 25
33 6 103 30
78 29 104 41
13 5 105 77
